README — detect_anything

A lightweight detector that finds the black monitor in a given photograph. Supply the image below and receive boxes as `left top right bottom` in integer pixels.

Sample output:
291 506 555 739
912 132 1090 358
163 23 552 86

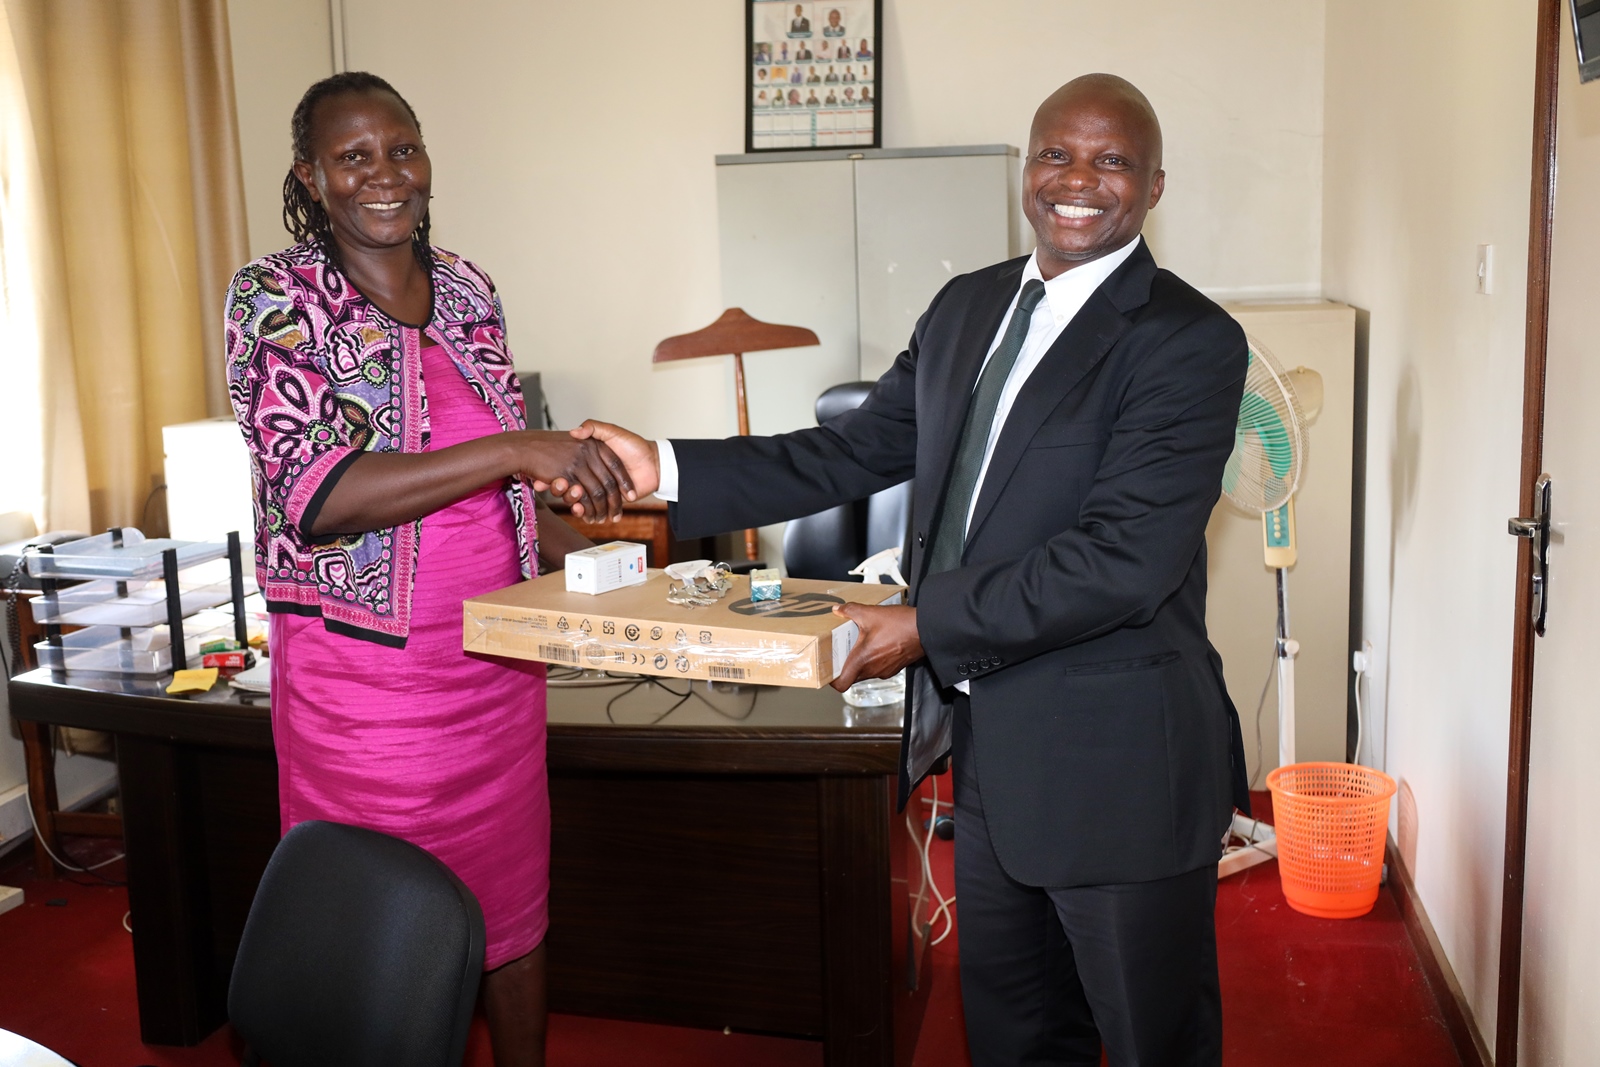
1573 0 1600 82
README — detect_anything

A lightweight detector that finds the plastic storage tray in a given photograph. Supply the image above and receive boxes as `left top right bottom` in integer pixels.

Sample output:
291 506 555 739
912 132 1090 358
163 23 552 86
33 616 238 676
28 578 234 627
23 529 225 581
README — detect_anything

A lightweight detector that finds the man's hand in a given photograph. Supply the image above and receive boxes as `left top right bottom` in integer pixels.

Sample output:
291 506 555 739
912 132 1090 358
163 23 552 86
571 420 662 497
506 431 633 521
831 603 923 693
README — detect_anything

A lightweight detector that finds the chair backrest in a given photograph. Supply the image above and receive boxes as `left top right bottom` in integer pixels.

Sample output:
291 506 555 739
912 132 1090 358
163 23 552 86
782 382 912 580
228 820 485 1067
814 380 874 424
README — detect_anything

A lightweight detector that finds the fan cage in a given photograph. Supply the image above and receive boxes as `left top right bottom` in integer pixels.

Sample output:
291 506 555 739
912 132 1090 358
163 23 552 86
1221 337 1308 514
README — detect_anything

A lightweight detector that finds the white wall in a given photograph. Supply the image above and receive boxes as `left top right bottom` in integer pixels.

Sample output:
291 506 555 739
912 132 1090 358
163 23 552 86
227 0 1327 444
226 0 333 265
1322 0 1535 1041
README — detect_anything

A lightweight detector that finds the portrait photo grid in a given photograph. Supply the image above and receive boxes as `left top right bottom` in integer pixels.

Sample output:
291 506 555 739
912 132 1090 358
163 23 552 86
749 0 877 150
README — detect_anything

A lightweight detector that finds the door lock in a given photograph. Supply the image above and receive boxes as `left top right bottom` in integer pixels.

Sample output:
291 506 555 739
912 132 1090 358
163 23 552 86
1507 473 1552 636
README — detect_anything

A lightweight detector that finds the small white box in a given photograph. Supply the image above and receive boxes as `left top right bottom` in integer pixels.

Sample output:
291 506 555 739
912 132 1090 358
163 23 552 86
564 541 648 595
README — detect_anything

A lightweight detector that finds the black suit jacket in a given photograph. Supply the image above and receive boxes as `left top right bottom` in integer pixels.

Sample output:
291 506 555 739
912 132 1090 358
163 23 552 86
670 242 1250 887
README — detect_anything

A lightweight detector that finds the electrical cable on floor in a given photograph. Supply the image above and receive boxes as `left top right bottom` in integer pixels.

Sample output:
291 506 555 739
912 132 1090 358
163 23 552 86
1248 643 1277 789
925 776 957 946
122 911 131 933
1221 814 1275 861
24 788 126 885
908 775 957 948
905 807 931 929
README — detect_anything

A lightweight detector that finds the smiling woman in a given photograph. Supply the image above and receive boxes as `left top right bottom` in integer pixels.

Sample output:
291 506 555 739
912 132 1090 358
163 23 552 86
224 71 633 1067
281 73 435 318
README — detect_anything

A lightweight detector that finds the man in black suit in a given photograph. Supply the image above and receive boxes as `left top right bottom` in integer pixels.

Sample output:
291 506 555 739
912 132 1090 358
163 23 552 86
578 74 1248 1066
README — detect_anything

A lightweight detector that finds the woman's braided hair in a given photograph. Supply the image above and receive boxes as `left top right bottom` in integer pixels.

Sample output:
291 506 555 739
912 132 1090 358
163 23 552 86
281 71 432 270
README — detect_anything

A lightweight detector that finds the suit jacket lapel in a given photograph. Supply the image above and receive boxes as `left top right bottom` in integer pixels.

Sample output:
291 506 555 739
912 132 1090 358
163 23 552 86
913 259 1025 558
961 243 1158 548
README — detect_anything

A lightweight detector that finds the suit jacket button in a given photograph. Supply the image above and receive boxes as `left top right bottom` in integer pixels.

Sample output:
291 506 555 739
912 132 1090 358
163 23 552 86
958 664 970 676
917 532 926 547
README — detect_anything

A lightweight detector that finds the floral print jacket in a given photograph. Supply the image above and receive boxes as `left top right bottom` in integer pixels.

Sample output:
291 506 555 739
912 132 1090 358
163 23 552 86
225 242 537 647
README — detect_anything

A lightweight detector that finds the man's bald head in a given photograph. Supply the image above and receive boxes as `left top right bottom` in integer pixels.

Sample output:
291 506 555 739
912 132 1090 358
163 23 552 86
1022 74 1166 278
1033 74 1163 170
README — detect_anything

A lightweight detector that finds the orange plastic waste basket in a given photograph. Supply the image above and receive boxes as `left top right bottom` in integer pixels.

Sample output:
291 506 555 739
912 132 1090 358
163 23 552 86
1266 761 1397 919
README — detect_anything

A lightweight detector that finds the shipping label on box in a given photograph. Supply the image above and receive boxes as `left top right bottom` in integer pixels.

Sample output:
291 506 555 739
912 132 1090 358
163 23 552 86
463 571 904 688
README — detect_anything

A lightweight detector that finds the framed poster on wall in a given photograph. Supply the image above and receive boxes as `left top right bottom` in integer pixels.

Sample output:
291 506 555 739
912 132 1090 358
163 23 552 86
746 0 881 152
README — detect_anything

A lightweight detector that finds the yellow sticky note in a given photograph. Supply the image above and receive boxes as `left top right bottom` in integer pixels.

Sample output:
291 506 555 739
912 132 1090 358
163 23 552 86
167 668 218 694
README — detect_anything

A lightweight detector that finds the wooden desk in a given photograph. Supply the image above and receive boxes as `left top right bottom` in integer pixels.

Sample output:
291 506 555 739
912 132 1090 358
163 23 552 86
5 669 930 1066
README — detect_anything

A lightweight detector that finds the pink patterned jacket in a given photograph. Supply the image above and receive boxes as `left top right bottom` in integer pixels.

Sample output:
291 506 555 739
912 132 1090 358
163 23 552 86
225 242 537 647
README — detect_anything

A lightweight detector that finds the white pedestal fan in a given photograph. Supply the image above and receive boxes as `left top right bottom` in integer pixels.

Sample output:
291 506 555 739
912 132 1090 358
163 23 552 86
1218 336 1322 878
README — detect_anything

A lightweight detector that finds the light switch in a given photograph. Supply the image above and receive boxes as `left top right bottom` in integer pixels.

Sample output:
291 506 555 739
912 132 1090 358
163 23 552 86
1477 243 1495 295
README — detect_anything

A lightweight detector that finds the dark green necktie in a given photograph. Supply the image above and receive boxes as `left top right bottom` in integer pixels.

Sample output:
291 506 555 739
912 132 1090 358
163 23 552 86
925 279 1048 574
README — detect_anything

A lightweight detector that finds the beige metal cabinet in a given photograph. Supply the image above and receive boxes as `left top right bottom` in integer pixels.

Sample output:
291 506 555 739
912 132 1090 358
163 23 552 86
715 145 1023 438
1210 302 1359 780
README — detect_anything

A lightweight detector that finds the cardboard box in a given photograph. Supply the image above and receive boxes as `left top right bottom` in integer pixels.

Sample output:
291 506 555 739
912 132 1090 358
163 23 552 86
463 571 905 688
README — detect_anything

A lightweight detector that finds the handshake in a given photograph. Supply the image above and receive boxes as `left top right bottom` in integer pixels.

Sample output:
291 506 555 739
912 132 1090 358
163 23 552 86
526 421 660 522
524 421 923 693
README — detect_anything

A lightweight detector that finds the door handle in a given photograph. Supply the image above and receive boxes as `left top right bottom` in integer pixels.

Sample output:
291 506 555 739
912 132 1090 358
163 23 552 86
1507 473 1552 636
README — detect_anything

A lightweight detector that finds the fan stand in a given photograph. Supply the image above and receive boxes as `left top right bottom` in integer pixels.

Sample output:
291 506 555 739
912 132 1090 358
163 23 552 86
1218 565 1298 880
1275 566 1300 770
1218 502 1302 880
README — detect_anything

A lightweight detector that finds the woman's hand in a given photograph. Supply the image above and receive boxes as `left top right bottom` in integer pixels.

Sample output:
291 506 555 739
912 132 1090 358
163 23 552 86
506 431 635 521
310 431 634 537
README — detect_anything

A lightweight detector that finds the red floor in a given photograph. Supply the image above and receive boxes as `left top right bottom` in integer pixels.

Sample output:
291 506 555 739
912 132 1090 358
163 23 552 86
0 790 1460 1066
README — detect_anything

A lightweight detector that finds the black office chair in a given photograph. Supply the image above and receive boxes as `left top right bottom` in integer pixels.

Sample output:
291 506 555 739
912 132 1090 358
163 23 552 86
228 820 486 1067
782 382 912 580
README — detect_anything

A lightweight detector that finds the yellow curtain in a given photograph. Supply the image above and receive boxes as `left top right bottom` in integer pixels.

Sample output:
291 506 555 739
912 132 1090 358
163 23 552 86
0 3 86 535
4 0 247 534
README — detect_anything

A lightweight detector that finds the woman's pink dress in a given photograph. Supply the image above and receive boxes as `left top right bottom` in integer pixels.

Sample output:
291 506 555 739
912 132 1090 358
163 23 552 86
269 330 548 970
